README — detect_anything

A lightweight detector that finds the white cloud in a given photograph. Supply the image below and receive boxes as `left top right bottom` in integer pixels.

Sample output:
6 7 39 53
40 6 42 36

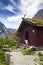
0 17 19 29
38 0 43 9
7 15 23 22
6 0 43 29
1 0 43 29
10 0 20 9
10 0 17 7
7 0 43 21
7 15 23 29
19 0 43 18
5 5 14 12
1 0 19 14
1 4 17 14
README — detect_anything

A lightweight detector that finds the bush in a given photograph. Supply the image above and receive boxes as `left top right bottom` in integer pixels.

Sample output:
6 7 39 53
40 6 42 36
0 38 4 45
0 49 9 65
3 38 14 47
0 38 14 48
21 49 35 55
0 49 5 62
38 52 43 56
37 52 43 65
0 63 6 65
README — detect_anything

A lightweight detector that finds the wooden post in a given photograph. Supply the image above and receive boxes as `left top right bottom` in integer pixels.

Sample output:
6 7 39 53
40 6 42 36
5 52 10 64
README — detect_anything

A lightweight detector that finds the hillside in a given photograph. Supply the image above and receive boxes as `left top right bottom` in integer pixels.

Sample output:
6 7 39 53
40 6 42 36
7 28 16 34
34 9 43 19
0 22 17 38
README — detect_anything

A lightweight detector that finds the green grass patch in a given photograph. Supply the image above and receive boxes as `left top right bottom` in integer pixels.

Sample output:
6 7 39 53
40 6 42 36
0 63 6 65
0 38 14 48
21 49 35 55
0 49 5 63
26 18 43 25
36 52 43 65
0 37 15 65
38 52 43 62
0 49 8 65
38 52 43 56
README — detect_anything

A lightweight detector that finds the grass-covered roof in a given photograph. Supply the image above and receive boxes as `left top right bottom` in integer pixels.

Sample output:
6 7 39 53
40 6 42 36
26 18 43 25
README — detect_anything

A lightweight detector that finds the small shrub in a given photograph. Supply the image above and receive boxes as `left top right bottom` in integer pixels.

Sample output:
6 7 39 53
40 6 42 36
38 52 43 56
0 49 8 65
0 49 5 62
21 49 35 55
12 46 16 50
0 38 14 48
35 52 43 65
0 63 6 65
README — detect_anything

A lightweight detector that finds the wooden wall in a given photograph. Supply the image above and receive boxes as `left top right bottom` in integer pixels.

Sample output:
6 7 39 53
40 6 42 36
20 22 43 47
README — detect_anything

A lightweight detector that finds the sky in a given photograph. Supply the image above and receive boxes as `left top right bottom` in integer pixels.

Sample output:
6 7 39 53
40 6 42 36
0 0 43 29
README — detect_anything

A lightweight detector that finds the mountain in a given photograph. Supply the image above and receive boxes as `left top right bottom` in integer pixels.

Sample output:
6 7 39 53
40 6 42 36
34 9 43 18
0 22 9 35
7 28 16 34
0 22 17 38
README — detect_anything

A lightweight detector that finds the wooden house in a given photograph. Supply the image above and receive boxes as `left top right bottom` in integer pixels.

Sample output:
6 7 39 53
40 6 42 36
18 18 43 47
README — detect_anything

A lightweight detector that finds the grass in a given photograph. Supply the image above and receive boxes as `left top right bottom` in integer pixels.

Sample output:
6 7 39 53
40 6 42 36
34 52 43 65
0 63 6 65
0 38 14 65
21 49 35 55
32 18 43 25
38 52 43 63
0 38 14 48
38 52 43 56
0 49 10 65
0 36 20 48
0 37 14 65
0 35 20 65
0 37 19 65
26 18 43 25
0 49 9 65
0 49 5 62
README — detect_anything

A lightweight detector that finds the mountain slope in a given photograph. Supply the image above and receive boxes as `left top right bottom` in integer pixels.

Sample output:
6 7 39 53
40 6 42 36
7 28 16 34
0 22 8 35
0 22 16 38
34 9 43 18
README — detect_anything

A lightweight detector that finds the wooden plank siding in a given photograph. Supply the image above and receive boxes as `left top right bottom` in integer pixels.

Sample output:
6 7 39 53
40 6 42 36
18 19 43 47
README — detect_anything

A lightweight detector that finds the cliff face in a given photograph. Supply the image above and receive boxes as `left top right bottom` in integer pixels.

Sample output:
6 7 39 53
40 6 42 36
34 9 43 19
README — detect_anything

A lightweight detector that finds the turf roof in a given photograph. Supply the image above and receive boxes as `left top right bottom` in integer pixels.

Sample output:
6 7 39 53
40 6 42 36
26 18 43 25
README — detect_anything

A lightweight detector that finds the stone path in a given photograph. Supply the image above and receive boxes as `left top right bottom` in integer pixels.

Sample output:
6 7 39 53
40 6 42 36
10 50 38 65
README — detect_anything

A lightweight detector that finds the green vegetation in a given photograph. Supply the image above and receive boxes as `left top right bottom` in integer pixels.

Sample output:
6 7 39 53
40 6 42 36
0 63 6 65
10 32 21 48
0 49 6 65
0 49 9 65
0 49 5 62
38 52 43 56
0 33 21 64
0 37 15 65
0 38 14 47
26 18 43 25
34 52 43 65
38 52 43 65
32 18 43 25
21 49 35 55
0 32 21 65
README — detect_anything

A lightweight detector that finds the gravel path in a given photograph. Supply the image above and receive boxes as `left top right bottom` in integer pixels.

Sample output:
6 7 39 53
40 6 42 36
10 50 38 65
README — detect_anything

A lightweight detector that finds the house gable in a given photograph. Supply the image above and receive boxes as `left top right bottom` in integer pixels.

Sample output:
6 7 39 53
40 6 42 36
18 18 36 32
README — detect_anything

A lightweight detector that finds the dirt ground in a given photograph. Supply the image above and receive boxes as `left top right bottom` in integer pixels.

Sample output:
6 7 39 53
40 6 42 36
10 50 39 65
